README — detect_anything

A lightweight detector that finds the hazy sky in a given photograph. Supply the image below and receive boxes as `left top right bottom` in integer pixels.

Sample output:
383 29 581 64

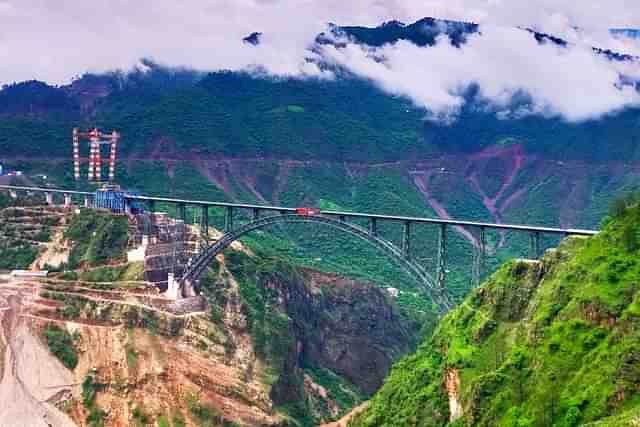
1 0 639 121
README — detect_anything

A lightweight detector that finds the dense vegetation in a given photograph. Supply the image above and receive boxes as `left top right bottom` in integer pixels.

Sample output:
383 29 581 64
1 61 639 163
350 200 640 426
42 323 79 370
0 241 39 269
200 248 402 426
65 208 128 268
1 62 638 312
82 374 107 427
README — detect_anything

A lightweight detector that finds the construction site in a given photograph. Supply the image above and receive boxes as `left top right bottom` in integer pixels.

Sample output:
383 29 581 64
0 131 283 425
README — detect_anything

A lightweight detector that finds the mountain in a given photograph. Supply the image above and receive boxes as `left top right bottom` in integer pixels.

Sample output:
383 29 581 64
350 198 640 426
1 18 640 310
317 18 479 48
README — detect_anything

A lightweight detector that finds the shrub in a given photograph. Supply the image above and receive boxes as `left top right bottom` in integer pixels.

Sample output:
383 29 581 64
82 374 107 427
43 323 78 369
132 406 150 426
65 209 128 267
609 190 640 219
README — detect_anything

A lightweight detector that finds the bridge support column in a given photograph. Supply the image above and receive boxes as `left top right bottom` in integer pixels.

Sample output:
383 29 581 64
472 226 486 288
529 232 541 259
165 273 181 300
45 192 53 206
177 203 186 223
402 221 411 259
124 199 132 215
225 207 234 232
63 193 72 208
369 218 377 236
9 190 17 199
437 224 447 291
253 208 260 221
201 205 209 239
83 196 90 208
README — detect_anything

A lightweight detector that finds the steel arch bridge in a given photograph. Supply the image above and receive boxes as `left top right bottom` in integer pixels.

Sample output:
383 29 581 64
0 185 599 315
179 214 454 313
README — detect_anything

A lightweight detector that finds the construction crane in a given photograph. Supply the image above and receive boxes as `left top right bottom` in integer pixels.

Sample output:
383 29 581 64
72 127 120 182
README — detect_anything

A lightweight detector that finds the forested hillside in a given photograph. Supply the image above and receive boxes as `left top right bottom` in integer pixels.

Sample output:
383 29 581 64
1 18 639 312
350 196 640 426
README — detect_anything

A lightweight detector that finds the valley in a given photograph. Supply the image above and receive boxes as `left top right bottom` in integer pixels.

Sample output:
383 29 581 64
1 9 640 425
0 204 417 426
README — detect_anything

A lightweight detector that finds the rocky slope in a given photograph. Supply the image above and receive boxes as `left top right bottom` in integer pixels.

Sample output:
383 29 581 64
0 204 417 426
350 198 640 426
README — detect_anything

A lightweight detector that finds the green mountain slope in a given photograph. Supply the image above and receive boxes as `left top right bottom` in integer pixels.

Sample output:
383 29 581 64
350 200 640 426
2 70 640 313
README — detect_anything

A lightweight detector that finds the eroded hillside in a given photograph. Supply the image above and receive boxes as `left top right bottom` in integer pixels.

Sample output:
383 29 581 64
0 204 417 426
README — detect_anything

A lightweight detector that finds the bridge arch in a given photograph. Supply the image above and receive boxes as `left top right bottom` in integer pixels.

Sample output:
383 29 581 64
180 214 453 313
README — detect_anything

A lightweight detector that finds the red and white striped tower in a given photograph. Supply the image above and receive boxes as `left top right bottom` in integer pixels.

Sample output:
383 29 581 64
92 129 101 182
87 142 94 181
108 131 119 182
74 127 121 183
72 128 81 180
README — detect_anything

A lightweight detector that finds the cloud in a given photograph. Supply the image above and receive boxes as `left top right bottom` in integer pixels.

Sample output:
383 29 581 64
322 26 640 121
1 0 639 122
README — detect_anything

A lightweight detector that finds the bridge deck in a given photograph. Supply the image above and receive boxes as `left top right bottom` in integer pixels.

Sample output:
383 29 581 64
0 184 598 236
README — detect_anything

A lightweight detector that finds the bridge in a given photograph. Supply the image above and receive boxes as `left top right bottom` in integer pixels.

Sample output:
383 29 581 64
0 185 598 314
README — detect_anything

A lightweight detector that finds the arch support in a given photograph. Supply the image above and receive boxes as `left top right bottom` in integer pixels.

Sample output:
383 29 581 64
179 214 453 313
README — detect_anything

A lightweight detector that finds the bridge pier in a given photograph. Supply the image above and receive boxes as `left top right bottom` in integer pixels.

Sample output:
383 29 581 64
437 224 447 291
177 202 186 223
402 221 411 258
253 208 260 221
529 231 541 259
63 193 72 208
369 218 377 236
147 199 156 213
225 207 234 232
83 196 90 208
45 192 53 206
9 190 17 199
201 205 209 239
472 226 487 288
165 273 181 300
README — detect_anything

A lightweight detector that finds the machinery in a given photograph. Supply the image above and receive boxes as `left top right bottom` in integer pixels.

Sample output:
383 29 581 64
72 127 120 182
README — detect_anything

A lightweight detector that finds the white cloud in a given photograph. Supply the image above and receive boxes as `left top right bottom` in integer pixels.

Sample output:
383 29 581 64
321 27 640 121
0 0 639 122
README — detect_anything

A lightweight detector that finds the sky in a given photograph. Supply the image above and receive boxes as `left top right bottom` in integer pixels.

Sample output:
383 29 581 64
1 0 640 121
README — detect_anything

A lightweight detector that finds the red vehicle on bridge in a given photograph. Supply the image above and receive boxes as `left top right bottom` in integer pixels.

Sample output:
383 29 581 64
296 207 321 216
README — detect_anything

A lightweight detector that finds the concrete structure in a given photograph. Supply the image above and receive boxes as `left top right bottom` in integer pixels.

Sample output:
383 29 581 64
165 273 180 300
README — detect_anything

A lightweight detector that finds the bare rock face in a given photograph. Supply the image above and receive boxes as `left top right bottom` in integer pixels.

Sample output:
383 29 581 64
266 269 417 396
204 253 418 424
